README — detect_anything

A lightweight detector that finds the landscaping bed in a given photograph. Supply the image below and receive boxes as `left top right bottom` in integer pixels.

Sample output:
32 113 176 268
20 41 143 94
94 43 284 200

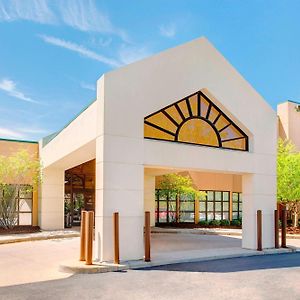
0 226 40 235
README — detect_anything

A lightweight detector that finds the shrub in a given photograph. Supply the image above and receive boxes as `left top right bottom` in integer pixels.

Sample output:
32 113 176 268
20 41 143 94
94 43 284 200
220 219 230 226
198 220 209 226
231 219 242 226
209 220 221 226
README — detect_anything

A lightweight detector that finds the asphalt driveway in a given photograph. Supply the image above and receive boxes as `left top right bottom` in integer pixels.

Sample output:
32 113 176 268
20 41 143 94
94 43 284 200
1 253 300 300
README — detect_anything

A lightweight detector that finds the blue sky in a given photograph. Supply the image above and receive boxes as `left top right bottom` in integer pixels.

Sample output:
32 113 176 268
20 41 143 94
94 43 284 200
0 0 299 141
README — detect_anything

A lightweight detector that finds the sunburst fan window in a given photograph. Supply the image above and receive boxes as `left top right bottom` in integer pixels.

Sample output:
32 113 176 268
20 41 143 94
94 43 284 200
144 91 248 151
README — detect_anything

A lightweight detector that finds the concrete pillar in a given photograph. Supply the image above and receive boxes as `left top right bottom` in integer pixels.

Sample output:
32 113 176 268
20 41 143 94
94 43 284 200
242 173 276 249
95 136 144 262
144 175 156 226
39 168 64 230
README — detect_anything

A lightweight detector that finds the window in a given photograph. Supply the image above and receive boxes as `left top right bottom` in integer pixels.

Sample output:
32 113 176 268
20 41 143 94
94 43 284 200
144 90 248 151
232 192 242 220
179 194 194 223
199 190 230 221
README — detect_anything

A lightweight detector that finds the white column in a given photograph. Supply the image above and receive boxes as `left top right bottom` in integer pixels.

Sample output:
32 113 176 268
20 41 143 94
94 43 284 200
144 175 156 226
242 173 276 249
39 168 64 230
95 136 144 262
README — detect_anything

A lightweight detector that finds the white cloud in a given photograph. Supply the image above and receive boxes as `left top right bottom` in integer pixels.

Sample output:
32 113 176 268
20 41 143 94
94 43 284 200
0 0 128 40
0 127 25 139
159 23 176 38
118 44 150 65
0 0 56 24
0 79 38 103
80 82 95 91
18 127 48 134
39 34 121 67
58 0 127 40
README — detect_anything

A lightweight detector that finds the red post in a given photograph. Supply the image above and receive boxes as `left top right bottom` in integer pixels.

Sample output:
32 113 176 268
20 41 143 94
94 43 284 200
257 210 262 251
79 210 87 261
113 212 120 264
85 211 94 265
144 211 151 262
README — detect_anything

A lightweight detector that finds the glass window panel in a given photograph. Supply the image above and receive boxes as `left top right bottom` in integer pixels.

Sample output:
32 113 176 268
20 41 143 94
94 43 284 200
19 199 32 212
199 213 206 221
168 201 176 211
199 201 206 211
239 194 242 201
239 212 243 218
223 212 229 220
19 213 32 225
158 193 167 200
169 192 177 201
207 191 214 201
215 202 221 211
232 212 239 220
223 202 229 211
159 212 167 223
215 192 222 201
239 202 242 210
159 201 167 211
19 186 32 199
168 212 177 223
180 201 194 211
232 202 238 211
180 212 194 223
207 213 214 220
232 193 239 202
207 202 214 212
223 192 229 201
215 213 222 220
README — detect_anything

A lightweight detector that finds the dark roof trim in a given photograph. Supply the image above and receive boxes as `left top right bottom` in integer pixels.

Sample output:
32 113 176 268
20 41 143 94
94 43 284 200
0 138 38 144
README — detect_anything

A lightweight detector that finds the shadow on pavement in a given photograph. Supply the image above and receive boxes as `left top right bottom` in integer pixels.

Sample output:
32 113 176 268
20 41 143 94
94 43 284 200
138 253 300 273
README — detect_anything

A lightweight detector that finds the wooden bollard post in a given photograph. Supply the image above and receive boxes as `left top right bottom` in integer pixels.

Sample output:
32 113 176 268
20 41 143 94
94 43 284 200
281 207 287 248
257 210 262 251
113 212 120 264
274 210 279 249
80 210 87 261
144 211 151 262
85 211 94 265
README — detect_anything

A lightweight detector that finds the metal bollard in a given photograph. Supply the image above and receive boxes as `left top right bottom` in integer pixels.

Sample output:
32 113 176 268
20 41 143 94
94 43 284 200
274 210 279 249
85 211 94 265
79 210 87 261
144 211 151 262
113 212 120 264
257 210 262 251
281 207 287 248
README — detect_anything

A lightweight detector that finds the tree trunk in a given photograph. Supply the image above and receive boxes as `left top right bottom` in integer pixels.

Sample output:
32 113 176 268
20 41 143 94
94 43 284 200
292 212 299 228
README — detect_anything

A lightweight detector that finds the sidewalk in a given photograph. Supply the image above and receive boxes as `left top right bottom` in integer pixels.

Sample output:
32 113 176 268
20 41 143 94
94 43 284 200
0 229 80 245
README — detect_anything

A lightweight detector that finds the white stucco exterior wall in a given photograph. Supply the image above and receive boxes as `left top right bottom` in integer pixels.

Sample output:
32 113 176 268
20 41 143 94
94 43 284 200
97 37 277 260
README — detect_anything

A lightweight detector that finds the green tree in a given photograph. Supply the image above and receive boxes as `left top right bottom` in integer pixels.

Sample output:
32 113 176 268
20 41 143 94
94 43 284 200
277 139 300 227
0 149 41 229
158 173 206 222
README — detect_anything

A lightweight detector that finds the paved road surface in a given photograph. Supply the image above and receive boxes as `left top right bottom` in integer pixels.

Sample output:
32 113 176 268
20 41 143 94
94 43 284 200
1 253 300 300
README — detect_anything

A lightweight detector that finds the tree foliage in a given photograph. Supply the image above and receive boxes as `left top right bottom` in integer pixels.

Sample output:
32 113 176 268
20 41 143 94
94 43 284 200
277 139 300 227
0 150 41 229
159 173 206 200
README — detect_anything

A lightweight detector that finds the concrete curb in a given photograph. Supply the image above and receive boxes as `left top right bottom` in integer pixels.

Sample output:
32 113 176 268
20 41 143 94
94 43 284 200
0 232 80 245
152 228 300 239
59 247 296 274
